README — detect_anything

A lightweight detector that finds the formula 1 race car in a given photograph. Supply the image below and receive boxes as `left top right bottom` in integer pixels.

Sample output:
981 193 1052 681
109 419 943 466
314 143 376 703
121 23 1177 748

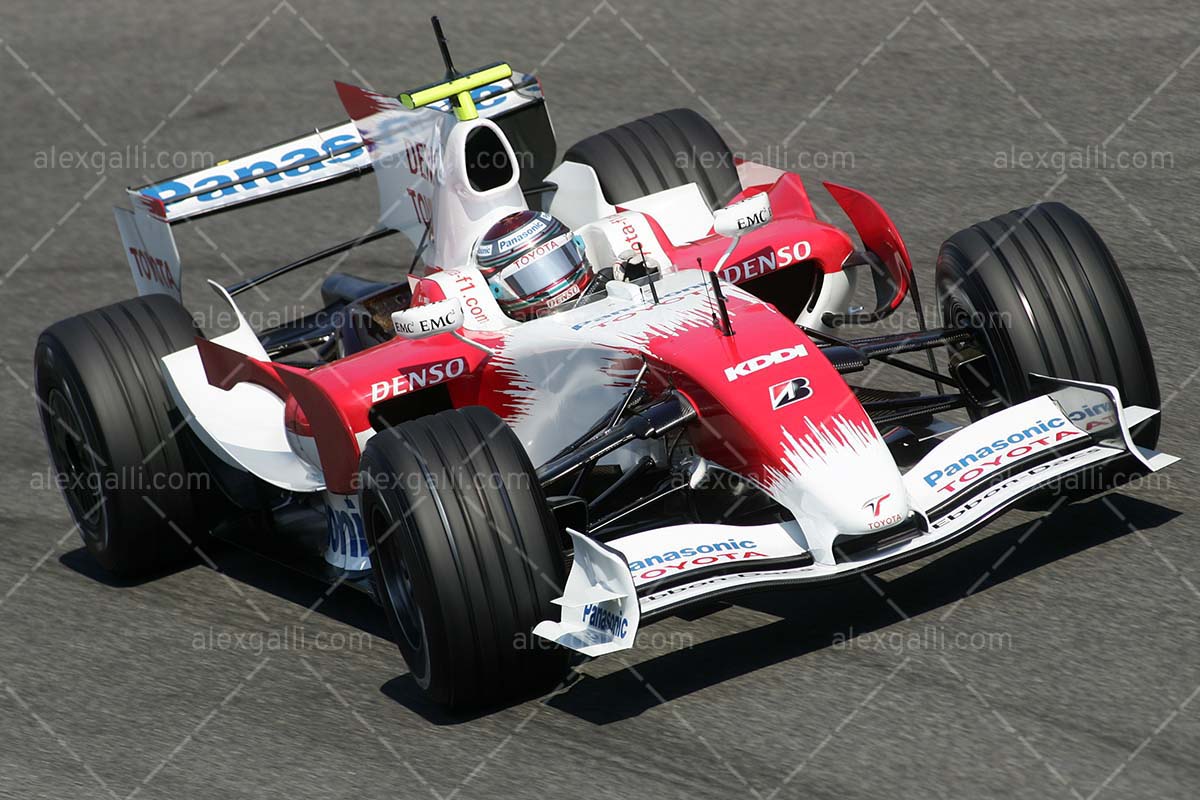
36 19 1176 708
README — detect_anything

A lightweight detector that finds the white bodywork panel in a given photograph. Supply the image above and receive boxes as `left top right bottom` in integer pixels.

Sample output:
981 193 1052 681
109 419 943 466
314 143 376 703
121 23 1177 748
428 117 528 269
344 87 528 267
795 269 853 331
418 266 517 333
114 197 183 302
545 160 614 231
621 183 714 245
162 282 325 492
575 210 675 276
490 270 738 466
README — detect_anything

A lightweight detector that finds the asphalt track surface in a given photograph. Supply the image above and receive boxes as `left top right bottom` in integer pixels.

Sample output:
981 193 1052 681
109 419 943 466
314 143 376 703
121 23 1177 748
3 1 1200 798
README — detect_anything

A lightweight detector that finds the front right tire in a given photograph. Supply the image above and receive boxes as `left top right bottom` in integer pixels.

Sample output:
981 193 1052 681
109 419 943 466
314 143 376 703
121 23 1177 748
935 201 1160 449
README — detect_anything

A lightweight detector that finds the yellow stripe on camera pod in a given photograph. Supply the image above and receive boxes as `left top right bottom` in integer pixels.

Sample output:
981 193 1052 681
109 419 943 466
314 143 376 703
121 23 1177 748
400 62 513 121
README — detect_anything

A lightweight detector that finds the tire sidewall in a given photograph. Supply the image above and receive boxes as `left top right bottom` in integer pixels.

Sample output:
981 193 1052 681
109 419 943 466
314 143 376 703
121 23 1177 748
35 334 116 565
359 460 439 692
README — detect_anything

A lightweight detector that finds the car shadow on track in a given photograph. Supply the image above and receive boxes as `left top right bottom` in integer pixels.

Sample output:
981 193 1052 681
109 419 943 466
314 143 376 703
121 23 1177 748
56 491 1180 725
544 492 1179 724
377 674 570 725
59 536 393 641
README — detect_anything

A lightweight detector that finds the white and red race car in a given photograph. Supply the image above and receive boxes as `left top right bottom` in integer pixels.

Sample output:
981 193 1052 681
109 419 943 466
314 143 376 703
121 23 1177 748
36 20 1175 708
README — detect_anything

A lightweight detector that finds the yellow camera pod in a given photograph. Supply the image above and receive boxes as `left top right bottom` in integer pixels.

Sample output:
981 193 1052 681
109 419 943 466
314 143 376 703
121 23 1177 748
399 62 513 121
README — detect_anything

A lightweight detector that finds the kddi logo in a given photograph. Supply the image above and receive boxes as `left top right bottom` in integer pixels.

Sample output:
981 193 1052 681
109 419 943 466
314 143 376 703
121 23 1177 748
725 345 809 382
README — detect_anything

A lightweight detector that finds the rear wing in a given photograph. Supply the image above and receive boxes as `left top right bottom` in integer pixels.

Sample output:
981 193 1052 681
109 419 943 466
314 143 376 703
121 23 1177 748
130 72 552 223
114 70 556 302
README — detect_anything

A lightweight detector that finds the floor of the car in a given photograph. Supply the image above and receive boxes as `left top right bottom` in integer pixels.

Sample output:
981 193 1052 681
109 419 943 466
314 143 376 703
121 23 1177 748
209 503 377 599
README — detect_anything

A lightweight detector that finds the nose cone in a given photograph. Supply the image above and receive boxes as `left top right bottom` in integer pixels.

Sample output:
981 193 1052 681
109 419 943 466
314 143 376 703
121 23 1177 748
763 415 909 564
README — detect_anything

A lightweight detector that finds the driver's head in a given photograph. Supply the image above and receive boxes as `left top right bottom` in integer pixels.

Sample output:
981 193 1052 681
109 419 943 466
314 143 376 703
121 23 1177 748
474 210 591 321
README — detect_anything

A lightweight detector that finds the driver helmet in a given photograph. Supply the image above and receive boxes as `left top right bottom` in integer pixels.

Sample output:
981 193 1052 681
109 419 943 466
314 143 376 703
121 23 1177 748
474 210 591 320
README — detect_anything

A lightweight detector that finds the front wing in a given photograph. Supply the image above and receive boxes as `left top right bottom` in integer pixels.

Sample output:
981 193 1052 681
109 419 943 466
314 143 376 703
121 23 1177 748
534 375 1177 655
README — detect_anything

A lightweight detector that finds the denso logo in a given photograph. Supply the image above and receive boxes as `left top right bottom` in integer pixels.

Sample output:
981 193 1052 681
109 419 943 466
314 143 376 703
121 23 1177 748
725 345 809 381
923 417 1081 495
719 240 811 283
142 133 364 205
370 358 466 403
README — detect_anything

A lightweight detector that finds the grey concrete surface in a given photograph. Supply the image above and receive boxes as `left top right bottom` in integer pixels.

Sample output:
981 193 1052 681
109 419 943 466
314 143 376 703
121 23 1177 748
1 1 1198 798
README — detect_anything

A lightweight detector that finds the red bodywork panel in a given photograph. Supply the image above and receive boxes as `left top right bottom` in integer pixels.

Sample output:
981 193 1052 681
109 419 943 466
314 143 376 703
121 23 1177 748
196 170 911 495
823 181 914 312
631 293 873 487
659 173 856 280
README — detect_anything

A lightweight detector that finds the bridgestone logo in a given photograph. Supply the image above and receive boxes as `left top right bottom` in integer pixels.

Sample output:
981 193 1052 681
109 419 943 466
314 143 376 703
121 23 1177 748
769 377 812 409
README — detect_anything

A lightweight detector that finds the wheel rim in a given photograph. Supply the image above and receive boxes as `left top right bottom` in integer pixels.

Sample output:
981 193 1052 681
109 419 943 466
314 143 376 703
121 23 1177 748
45 387 107 543
370 504 428 664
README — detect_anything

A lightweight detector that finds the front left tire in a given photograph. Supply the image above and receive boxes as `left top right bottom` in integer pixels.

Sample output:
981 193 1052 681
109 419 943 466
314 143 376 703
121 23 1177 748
359 406 570 709
35 295 217 576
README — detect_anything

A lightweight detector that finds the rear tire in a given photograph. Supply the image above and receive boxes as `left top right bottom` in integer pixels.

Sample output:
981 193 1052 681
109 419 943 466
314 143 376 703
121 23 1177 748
936 201 1160 449
563 108 740 211
34 295 217 576
359 406 569 709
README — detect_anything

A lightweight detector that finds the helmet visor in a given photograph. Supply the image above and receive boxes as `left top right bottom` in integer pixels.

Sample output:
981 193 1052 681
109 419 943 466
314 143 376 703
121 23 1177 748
497 234 585 297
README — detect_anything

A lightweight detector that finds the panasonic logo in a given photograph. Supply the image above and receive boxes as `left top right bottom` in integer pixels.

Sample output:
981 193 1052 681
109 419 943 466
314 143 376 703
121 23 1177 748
581 604 629 639
142 133 364 205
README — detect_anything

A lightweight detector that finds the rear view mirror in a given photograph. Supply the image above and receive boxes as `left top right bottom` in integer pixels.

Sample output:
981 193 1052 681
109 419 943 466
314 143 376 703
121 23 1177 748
712 192 773 238
392 298 464 339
